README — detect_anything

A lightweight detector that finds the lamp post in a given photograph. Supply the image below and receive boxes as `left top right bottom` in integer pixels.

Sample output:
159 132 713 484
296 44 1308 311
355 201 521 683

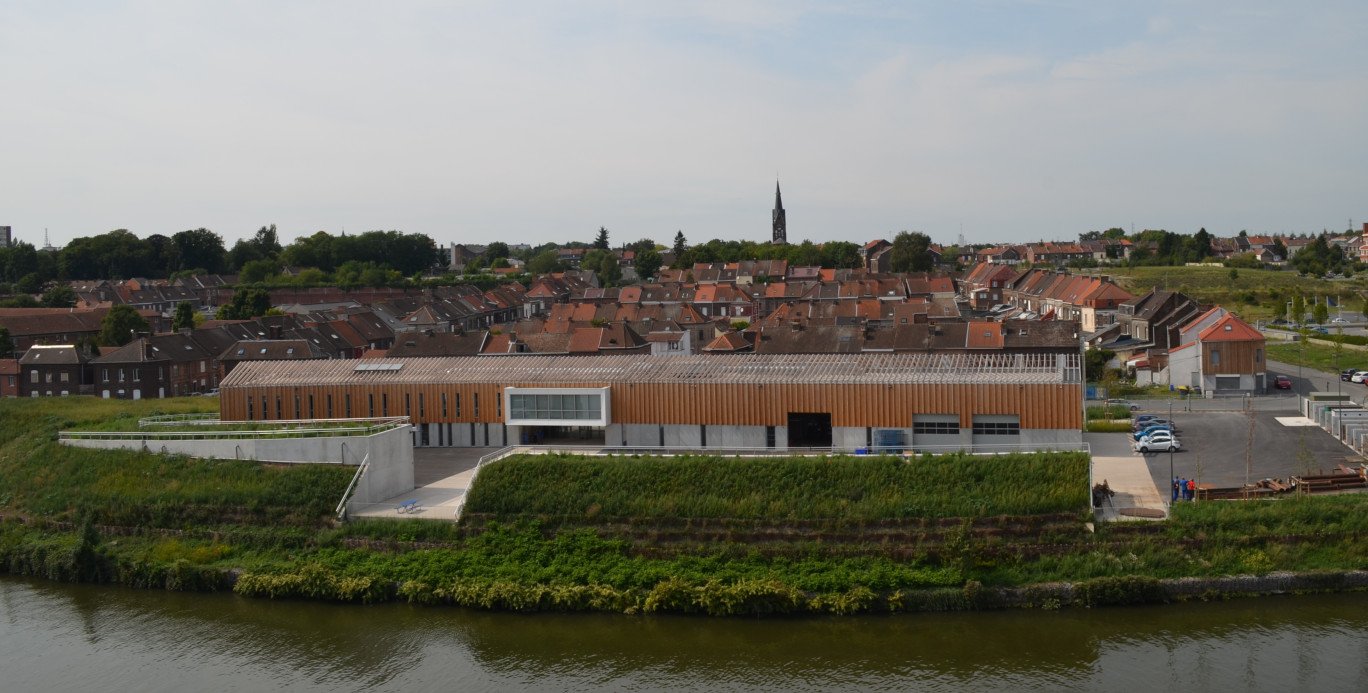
1169 400 1175 505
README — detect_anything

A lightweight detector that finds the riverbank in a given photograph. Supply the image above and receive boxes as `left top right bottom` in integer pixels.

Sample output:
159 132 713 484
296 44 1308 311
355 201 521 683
4 398 1368 615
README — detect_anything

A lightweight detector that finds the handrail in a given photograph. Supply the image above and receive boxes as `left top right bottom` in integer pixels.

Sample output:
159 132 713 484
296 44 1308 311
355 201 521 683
335 451 371 520
60 417 411 442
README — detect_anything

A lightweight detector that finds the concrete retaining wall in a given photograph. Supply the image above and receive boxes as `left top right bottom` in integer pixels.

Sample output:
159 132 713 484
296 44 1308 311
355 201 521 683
64 426 416 508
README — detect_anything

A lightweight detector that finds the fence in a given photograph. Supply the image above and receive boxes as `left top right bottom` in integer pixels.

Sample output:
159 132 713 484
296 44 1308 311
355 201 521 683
60 417 411 442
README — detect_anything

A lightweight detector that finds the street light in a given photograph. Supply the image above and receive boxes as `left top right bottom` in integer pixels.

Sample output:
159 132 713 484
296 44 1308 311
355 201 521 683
1168 400 1175 506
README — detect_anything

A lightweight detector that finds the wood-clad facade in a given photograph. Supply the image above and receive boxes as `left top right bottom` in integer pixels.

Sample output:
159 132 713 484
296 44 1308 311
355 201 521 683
220 353 1084 446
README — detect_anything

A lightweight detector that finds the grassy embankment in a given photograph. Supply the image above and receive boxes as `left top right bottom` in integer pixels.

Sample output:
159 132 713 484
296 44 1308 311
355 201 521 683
4 398 1368 614
1266 340 1368 374
1108 266 1366 323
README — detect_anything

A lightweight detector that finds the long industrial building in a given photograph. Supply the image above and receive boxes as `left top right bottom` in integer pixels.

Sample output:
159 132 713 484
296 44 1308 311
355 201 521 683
219 352 1084 451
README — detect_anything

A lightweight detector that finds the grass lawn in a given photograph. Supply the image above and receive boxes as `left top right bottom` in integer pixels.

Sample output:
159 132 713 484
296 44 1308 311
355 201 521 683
1266 341 1368 373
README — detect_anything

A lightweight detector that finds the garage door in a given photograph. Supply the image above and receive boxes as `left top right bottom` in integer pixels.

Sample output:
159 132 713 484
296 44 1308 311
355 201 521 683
1215 375 1241 391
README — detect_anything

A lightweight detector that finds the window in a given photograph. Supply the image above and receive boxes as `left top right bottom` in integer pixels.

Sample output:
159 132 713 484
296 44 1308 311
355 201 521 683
418 393 424 418
60 372 69 384
1255 348 1262 363
346 394 352 418
327 394 334 418
456 393 461 418
442 392 448 418
102 368 109 382
46 372 53 383
972 421 1020 436
1210 349 1220 366
474 393 479 419
507 393 603 421
405 393 411 417
308 395 315 419
368 394 374 417
914 420 960 435
247 398 254 420
382 393 389 416
275 396 282 419
496 393 502 418
199 361 206 373
294 395 301 419
133 368 141 382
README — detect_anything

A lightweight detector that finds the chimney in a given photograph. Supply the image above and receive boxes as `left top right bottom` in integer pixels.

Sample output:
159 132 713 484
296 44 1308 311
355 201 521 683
268 324 282 340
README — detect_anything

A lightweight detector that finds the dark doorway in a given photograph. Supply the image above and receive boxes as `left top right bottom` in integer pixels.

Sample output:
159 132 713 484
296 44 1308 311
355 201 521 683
787 412 832 448
519 425 605 446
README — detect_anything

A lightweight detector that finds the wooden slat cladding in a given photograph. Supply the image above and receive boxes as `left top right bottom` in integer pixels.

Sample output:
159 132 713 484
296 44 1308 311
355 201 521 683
1203 340 1264 376
223 381 1082 430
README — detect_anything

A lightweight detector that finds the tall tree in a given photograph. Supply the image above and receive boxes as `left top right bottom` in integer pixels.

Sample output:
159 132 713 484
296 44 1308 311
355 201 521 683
484 241 510 260
594 227 610 250
97 305 151 347
672 230 687 258
0 326 13 358
889 231 935 272
172 301 197 331
634 248 663 280
171 228 227 274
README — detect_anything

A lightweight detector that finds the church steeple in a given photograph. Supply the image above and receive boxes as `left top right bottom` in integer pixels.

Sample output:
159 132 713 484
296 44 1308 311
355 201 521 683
771 180 787 245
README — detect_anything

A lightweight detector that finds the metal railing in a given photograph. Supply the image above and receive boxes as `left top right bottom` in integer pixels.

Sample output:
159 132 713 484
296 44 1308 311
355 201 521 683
59 417 411 442
139 413 221 427
335 451 371 520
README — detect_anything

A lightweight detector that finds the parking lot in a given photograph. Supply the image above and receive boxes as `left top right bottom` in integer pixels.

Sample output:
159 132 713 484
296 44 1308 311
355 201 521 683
1129 409 1355 490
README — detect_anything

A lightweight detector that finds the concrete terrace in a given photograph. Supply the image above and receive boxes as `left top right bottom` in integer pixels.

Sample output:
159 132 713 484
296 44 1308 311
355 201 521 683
1088 432 1168 521
349 447 492 520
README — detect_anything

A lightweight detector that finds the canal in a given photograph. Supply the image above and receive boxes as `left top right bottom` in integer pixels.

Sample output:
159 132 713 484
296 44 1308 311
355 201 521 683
3 576 1367 691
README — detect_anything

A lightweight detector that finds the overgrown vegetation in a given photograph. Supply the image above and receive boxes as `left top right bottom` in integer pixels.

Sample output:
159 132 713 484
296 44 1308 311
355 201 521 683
460 452 1090 524
5 399 1368 615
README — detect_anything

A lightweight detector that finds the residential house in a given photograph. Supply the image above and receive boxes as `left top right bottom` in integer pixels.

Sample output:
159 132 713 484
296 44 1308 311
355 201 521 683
1167 314 1266 393
92 338 172 400
18 344 90 397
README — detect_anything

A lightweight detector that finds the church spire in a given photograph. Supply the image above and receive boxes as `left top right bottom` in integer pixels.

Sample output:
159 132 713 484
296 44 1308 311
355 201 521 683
771 180 787 245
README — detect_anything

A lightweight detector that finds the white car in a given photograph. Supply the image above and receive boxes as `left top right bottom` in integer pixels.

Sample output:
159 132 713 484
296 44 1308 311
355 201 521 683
1352 372 1368 384
1332 318 1349 324
1134 437 1180 453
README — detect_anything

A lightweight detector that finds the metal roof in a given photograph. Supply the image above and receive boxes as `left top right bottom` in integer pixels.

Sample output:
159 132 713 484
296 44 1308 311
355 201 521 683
221 352 1081 388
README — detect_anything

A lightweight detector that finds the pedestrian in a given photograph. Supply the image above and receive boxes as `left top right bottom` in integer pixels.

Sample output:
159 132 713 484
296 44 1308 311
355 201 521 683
1172 477 1180 502
1187 478 1197 502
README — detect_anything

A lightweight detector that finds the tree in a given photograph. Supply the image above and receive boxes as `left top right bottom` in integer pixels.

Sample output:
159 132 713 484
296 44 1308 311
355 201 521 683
597 253 622 286
526 250 562 276
171 228 227 274
1085 348 1116 382
889 231 935 272
97 305 150 347
40 284 77 308
16 272 42 294
1290 292 1305 324
594 227 610 250
251 224 282 258
238 258 279 284
215 287 272 320
635 248 663 280
673 230 688 258
1313 303 1329 325
172 301 197 331
490 257 510 269
0 326 12 358
485 242 510 261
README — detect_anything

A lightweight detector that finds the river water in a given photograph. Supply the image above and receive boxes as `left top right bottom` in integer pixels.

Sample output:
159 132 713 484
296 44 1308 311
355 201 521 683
3 576 1367 692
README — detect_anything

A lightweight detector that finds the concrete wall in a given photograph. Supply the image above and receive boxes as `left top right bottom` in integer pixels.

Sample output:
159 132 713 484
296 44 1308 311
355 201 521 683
64 426 415 510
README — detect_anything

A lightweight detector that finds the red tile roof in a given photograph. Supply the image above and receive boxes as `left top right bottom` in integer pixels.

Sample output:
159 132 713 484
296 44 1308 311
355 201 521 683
1197 314 1263 342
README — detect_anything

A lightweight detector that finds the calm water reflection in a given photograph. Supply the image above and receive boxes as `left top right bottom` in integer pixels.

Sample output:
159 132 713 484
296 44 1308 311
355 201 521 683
3 575 1367 692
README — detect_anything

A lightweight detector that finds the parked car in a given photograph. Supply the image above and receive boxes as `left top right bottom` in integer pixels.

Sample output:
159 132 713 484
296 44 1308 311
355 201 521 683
1332 318 1349 324
1134 414 1159 426
1273 376 1292 390
1133 418 1174 431
1134 437 1181 453
1138 433 1179 448
1133 426 1174 441
1103 399 1141 411
1342 369 1359 382
1352 372 1368 384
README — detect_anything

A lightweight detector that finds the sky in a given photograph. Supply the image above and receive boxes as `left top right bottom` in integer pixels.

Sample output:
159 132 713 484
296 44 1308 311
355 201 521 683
2 1 1366 250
